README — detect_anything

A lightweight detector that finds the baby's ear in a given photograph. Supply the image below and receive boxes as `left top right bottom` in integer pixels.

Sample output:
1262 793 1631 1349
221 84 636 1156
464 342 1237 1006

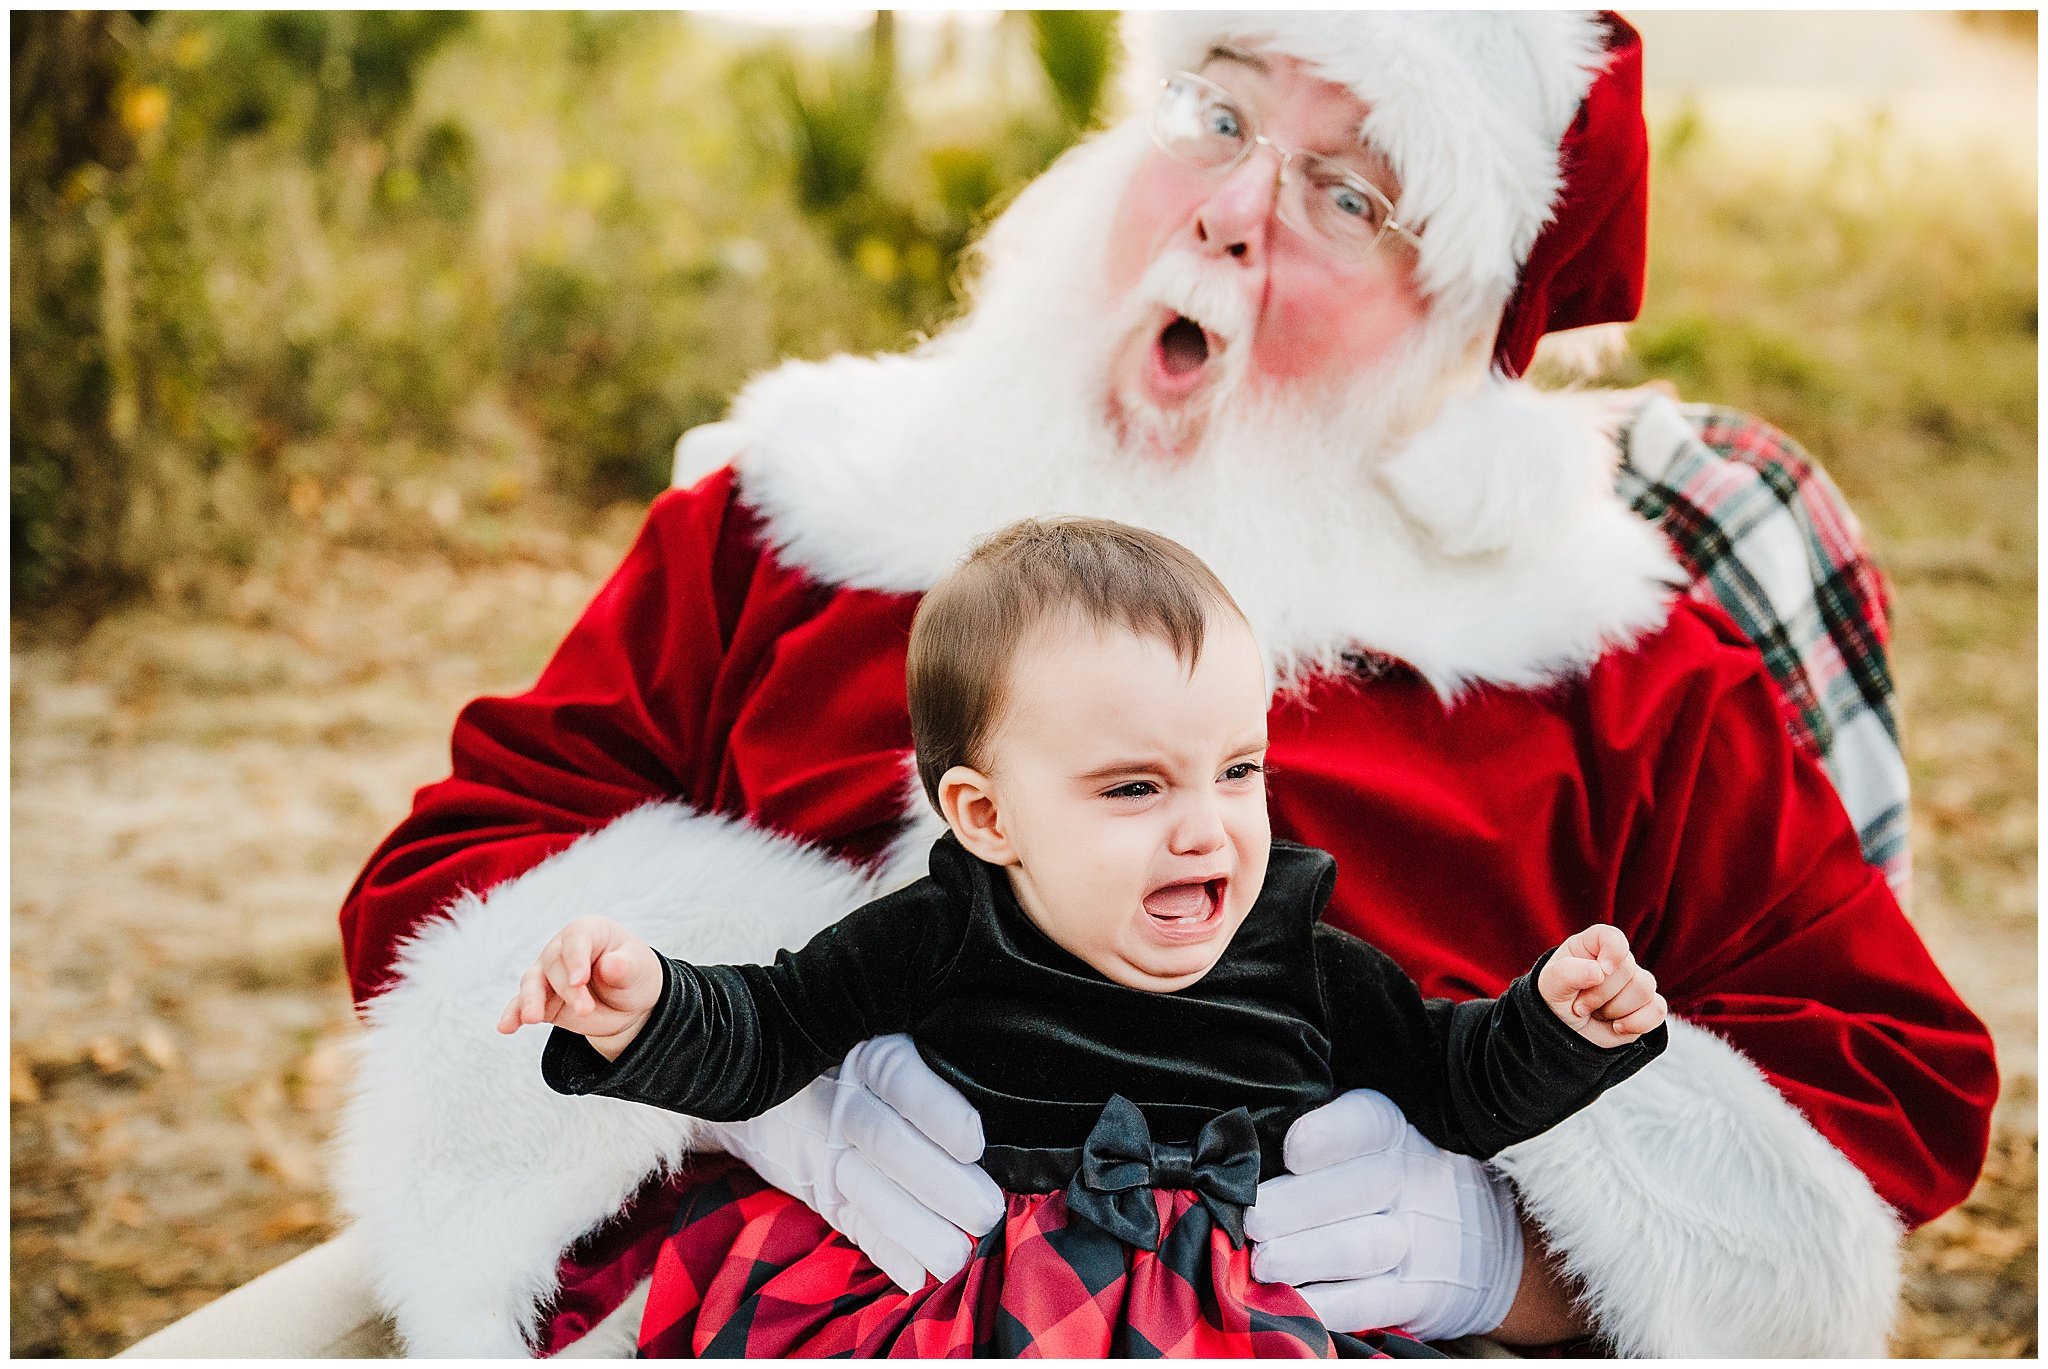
937 765 1016 866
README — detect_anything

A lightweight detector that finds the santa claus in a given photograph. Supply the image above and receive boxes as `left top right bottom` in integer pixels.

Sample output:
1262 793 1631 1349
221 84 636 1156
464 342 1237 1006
330 11 1993 1359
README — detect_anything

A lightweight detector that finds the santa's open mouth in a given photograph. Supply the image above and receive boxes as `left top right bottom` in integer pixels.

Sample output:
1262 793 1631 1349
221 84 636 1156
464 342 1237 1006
1141 876 1227 943
1159 316 1210 375
1146 312 1219 399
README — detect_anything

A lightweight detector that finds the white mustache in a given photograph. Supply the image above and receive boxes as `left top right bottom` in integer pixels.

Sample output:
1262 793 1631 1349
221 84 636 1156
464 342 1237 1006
1135 250 1256 350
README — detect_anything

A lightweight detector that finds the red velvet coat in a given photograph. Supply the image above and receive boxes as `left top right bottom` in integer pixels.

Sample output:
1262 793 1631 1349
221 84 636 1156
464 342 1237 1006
343 464 1994 1238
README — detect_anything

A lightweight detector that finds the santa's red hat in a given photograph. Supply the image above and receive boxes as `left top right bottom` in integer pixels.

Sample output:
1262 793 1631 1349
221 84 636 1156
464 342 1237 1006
1127 12 1648 378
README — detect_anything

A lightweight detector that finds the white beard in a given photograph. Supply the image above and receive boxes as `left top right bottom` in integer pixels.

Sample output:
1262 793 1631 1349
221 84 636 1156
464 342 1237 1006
726 118 1681 698
927 122 1480 500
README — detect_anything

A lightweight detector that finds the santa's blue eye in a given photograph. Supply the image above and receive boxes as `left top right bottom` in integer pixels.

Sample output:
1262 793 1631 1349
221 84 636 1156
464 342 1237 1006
1106 781 1159 800
1221 762 1265 782
1204 104 1243 140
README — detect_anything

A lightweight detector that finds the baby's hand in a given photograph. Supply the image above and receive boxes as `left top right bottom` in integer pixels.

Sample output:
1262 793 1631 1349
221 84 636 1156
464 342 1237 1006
1536 924 1666 1048
495 915 663 1059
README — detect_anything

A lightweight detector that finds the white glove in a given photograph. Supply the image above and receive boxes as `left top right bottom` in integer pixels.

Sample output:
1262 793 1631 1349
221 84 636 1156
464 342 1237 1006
699 1034 1007 1293
1245 1090 1524 1342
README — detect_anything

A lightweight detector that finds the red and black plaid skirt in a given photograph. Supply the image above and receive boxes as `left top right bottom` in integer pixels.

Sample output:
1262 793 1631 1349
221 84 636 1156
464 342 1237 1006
635 1156 1435 1358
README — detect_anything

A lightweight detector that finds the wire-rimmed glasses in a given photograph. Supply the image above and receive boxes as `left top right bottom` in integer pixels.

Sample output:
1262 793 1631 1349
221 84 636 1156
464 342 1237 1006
1152 71 1421 260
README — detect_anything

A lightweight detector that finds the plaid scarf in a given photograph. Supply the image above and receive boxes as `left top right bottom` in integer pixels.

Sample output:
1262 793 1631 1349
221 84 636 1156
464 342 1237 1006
1615 391 1910 897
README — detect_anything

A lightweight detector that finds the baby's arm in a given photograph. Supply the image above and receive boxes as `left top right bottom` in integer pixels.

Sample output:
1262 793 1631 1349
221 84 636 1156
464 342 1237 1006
1533 923 1667 1048
500 879 959 1122
496 915 664 1059
1315 925 1667 1160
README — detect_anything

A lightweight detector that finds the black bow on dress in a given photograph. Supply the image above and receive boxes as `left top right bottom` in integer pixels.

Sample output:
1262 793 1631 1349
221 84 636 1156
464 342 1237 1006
1063 1094 1260 1251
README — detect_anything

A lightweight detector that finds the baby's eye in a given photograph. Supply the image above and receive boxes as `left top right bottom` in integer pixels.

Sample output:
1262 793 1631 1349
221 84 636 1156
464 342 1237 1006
1221 761 1265 782
1104 781 1159 800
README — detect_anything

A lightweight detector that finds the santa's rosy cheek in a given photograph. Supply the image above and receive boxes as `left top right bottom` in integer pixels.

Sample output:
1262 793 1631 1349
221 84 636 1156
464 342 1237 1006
1257 265 1427 382
1252 290 1346 381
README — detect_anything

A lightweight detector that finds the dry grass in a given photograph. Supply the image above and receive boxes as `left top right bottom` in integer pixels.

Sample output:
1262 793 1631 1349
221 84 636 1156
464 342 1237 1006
9 505 645 1355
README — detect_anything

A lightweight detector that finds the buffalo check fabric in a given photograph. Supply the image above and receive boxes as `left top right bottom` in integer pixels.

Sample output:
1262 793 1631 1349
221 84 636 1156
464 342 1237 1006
1614 392 1910 897
633 1155 1436 1358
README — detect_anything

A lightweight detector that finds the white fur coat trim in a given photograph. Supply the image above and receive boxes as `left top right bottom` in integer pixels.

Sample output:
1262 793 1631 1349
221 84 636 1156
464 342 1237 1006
332 803 875 1356
1493 1016 1904 1356
729 354 1682 699
1129 12 1609 332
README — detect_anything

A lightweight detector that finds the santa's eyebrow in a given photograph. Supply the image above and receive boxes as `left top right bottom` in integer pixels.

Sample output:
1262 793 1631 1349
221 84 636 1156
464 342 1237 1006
1203 44 1269 74
1323 139 1401 191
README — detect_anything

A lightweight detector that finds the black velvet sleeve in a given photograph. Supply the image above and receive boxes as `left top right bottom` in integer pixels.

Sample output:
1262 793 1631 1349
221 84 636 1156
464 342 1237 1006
541 876 966 1122
1314 926 1666 1160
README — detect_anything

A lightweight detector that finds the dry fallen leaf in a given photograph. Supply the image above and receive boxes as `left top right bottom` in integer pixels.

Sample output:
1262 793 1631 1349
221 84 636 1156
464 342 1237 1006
1932 1244 1978 1274
299 1040 350 1086
250 1137 321 1192
13 1050 44 1103
254 1199 327 1243
137 1023 181 1074
233 1077 288 1125
93 1118 141 1167
88 1035 130 1075
291 1038 354 1112
1966 1226 2028 1261
104 1192 150 1228
26 1034 85 1070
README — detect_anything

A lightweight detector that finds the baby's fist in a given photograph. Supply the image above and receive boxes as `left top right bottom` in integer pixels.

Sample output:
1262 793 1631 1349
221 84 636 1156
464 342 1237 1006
1537 924 1666 1048
495 915 663 1059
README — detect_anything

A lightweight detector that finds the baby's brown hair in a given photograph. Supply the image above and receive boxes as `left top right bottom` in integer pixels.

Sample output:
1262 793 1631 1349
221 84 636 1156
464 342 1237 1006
906 517 1249 812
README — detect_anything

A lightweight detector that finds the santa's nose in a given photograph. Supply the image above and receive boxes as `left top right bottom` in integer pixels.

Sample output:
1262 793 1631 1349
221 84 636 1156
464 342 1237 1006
1192 149 1281 266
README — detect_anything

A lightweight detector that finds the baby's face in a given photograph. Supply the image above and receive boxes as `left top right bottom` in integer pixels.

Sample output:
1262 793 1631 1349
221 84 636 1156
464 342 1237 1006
969 611 1272 992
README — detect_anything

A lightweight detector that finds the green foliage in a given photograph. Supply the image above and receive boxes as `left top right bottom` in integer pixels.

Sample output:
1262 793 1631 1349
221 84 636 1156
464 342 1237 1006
752 46 894 215
12 11 1138 617
1029 11 1119 132
382 118 478 220
498 256 698 499
167 12 470 153
563 11 658 69
11 10 491 612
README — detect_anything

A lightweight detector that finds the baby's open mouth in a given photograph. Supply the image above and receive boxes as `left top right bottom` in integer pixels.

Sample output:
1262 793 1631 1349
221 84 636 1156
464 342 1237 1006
1142 877 1225 924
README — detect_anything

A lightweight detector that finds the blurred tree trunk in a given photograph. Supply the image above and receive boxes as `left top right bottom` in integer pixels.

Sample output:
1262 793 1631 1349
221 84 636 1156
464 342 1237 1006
871 10 894 87
11 12 133 195
11 11 142 615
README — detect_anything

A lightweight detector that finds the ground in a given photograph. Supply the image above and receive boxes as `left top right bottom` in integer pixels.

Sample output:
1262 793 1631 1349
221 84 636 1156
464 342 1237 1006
9 478 2035 1356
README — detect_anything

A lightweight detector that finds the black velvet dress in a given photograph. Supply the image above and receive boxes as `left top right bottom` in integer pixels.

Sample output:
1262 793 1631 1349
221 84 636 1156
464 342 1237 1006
545 835 1664 1358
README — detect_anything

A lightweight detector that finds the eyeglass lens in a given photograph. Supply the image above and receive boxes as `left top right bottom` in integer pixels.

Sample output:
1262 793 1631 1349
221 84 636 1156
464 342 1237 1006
1154 74 1398 257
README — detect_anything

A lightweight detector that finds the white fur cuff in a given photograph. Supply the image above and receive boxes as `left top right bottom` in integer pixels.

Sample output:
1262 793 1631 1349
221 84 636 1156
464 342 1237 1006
332 803 874 1356
1491 1017 1904 1356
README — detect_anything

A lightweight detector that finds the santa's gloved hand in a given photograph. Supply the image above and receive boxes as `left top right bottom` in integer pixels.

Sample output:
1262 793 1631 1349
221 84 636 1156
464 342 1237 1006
700 1034 1006 1293
1246 1089 1524 1342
